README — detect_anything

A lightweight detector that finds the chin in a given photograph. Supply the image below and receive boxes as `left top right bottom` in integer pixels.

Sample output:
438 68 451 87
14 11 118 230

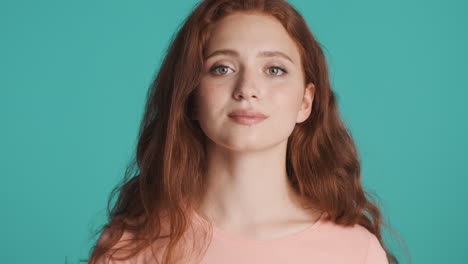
215 137 287 153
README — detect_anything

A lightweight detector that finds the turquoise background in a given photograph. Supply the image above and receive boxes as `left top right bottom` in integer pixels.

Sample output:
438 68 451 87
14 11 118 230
1 0 466 263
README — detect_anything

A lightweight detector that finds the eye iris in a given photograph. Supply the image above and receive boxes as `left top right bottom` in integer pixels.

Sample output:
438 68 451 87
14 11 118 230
270 67 281 75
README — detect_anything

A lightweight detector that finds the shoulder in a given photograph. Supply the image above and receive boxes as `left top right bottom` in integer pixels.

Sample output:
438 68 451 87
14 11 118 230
361 228 389 264
94 228 168 264
93 215 174 264
92 229 136 264
315 219 388 264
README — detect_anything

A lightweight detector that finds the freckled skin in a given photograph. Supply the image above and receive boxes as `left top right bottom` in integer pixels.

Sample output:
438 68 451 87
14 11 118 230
195 12 314 152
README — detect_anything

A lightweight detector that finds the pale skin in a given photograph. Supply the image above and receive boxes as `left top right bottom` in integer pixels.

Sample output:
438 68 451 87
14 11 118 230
193 12 322 240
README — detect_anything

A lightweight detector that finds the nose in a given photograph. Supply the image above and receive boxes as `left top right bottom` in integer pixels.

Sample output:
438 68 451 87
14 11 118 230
232 68 259 100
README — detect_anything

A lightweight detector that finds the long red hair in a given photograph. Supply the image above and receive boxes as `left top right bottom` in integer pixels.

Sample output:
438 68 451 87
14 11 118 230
87 0 409 263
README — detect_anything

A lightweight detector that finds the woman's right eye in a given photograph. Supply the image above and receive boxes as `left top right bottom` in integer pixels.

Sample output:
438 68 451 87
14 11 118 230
209 64 234 75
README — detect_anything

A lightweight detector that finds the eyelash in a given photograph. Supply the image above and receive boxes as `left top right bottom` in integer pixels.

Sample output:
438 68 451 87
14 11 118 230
209 64 288 76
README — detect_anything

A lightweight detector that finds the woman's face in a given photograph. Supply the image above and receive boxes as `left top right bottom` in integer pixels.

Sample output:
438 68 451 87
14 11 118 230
194 12 314 151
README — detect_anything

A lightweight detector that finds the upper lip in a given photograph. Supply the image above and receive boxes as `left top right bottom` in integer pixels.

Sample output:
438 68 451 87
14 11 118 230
228 109 268 118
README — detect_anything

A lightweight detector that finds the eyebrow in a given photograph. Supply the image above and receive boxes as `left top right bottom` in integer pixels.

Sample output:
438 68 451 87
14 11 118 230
204 49 294 64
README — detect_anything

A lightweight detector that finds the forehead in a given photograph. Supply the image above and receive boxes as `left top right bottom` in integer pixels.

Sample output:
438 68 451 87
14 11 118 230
204 12 301 63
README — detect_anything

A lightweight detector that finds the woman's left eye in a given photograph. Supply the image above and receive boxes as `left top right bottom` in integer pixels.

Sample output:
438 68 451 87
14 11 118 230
267 66 287 76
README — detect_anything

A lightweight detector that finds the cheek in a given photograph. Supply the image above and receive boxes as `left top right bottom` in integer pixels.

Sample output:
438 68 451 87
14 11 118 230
195 83 226 119
198 79 225 100
261 88 302 143
269 85 303 114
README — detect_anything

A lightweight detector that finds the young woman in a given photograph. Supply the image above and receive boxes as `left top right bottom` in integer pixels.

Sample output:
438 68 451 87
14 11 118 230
88 0 404 263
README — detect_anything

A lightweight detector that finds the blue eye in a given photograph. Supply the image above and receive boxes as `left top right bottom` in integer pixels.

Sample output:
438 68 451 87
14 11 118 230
210 65 233 75
268 66 287 76
209 64 288 76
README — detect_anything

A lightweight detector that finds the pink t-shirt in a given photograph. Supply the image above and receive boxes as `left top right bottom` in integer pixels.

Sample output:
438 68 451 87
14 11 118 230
192 211 388 264
98 211 388 264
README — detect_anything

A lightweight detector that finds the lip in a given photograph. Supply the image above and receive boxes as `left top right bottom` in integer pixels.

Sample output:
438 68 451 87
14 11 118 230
227 109 268 118
227 109 268 126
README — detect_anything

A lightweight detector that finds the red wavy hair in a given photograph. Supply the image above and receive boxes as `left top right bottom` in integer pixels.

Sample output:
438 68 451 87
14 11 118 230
87 0 409 263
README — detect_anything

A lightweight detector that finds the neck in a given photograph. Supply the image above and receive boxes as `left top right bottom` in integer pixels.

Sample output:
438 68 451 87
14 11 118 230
196 138 313 228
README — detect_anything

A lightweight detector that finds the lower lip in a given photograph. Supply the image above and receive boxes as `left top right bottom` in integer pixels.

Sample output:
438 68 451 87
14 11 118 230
229 116 267 125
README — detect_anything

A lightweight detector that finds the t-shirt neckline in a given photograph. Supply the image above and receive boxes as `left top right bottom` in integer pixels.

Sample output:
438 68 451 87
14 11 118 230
192 209 327 246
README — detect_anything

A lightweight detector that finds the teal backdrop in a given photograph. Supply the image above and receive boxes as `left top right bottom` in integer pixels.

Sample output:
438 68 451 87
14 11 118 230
2 0 467 263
